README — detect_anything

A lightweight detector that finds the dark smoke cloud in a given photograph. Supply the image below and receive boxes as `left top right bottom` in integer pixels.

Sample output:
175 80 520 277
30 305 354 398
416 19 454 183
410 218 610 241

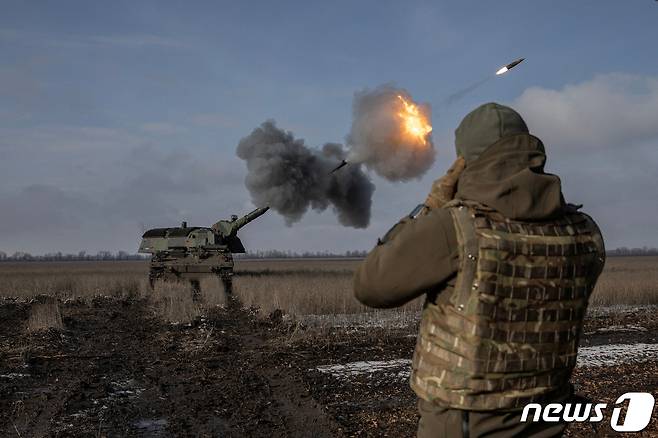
237 84 433 227
236 121 374 228
346 84 435 181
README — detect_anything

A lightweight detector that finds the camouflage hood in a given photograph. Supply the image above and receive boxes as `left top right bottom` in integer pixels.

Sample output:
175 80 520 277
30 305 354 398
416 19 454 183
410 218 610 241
454 103 565 220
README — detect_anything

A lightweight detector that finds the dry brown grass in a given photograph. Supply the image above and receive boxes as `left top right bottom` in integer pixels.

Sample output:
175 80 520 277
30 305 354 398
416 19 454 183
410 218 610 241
234 257 658 319
233 271 423 333
590 256 658 306
27 299 64 332
234 272 423 319
233 259 363 316
1 257 657 322
235 258 359 274
0 260 232 325
198 276 227 308
235 273 359 315
150 280 200 324
148 277 228 324
0 261 149 299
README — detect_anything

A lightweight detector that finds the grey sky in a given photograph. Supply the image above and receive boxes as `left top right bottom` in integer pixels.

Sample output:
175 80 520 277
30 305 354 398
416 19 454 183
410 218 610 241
1 1 657 254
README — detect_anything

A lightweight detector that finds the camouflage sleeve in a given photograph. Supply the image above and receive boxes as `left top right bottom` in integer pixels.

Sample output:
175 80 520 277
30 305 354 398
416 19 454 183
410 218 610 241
353 208 459 308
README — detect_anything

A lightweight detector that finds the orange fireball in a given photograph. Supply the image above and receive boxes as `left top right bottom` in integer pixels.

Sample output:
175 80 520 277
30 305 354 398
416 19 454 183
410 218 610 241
397 95 432 145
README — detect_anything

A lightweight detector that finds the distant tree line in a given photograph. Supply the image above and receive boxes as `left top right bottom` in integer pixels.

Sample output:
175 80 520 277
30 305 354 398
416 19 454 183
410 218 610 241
0 251 148 262
606 247 658 257
0 249 367 261
0 247 655 262
235 249 368 259
238 248 658 259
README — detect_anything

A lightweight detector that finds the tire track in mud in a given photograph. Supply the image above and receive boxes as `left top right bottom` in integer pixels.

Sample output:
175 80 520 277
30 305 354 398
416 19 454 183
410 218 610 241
0 297 343 437
4 296 656 437
211 298 342 437
0 297 166 436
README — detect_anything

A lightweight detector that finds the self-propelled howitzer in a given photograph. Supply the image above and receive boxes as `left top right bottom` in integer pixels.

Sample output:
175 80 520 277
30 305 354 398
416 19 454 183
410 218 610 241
139 206 269 292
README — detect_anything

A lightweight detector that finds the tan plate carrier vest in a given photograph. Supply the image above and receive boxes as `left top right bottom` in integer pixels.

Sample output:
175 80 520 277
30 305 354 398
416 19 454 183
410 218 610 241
411 200 605 411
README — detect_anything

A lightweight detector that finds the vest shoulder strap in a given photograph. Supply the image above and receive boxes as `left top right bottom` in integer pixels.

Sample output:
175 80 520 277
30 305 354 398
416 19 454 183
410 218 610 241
448 204 478 313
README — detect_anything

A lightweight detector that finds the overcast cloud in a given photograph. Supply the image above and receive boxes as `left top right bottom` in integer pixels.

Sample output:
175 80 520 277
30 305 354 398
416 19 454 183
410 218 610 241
516 74 658 149
514 74 658 249
1 1 657 254
0 136 246 253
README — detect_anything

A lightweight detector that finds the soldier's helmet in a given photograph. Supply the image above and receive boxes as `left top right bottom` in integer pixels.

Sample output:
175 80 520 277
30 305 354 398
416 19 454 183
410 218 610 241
230 214 238 222
455 102 529 164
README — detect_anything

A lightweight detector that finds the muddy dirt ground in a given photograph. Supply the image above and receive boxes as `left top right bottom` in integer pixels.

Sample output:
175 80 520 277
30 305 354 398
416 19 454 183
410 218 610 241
1 297 657 437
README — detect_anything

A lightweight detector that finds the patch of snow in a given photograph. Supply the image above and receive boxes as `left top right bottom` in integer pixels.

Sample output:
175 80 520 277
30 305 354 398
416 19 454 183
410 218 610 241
585 325 648 335
112 389 143 397
577 343 658 367
586 304 657 317
314 343 658 380
315 359 411 379
0 373 30 379
70 409 91 419
301 312 420 329
109 379 144 398
134 418 168 435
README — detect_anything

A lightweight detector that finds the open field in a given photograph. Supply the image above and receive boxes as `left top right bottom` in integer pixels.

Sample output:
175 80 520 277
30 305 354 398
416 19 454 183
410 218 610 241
0 261 148 299
0 257 657 436
2 256 657 307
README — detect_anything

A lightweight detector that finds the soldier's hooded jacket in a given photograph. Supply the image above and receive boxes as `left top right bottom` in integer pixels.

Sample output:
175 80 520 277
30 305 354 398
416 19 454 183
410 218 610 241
354 103 605 413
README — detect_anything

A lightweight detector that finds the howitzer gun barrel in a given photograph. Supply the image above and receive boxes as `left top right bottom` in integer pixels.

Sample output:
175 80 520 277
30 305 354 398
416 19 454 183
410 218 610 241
233 206 270 233
212 206 269 237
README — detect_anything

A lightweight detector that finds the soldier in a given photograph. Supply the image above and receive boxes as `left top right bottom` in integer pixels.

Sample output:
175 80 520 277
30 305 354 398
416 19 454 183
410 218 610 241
354 103 605 437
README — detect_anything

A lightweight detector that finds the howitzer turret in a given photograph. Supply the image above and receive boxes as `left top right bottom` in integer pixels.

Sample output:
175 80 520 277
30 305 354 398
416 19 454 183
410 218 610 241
138 206 269 293
212 206 269 238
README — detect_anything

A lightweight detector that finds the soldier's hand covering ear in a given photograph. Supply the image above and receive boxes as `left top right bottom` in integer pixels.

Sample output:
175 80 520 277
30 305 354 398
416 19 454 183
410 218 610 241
424 156 466 209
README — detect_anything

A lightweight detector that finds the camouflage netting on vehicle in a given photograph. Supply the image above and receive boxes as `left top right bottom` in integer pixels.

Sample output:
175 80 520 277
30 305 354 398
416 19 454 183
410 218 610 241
410 201 605 411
